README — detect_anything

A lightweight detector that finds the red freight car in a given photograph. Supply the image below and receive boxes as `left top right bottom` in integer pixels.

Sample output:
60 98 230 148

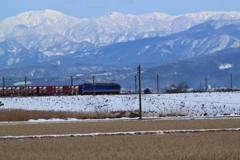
38 86 56 95
72 85 80 95
62 85 80 95
20 87 28 95
3 87 12 95
12 87 21 95
28 86 38 95
46 86 56 94
0 87 3 95
63 86 72 94
38 86 48 95
55 86 64 94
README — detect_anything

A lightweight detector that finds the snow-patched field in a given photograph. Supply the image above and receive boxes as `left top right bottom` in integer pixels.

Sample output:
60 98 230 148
1 92 240 116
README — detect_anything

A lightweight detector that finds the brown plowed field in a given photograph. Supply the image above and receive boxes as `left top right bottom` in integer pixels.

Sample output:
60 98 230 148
1 119 240 160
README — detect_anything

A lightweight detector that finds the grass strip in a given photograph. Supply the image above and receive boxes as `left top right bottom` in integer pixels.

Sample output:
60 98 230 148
0 109 116 121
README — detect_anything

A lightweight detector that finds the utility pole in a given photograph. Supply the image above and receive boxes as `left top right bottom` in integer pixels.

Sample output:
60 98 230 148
134 76 137 94
24 77 27 87
2 77 5 95
157 75 159 94
71 77 73 86
230 74 233 90
138 65 142 119
2 77 5 87
204 77 208 91
24 77 27 96
92 76 95 95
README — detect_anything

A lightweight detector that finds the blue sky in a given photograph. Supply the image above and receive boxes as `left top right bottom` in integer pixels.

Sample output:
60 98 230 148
0 0 240 21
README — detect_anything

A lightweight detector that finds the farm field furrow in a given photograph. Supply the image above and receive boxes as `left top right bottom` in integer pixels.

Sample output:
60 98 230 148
0 119 239 136
1 131 240 160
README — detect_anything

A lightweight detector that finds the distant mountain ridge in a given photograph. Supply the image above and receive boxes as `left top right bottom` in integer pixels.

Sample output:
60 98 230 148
63 19 240 66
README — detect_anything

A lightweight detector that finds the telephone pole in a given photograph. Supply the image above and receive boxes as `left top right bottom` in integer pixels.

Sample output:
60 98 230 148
230 74 233 90
2 77 5 95
24 77 27 87
204 77 208 91
71 77 73 86
134 76 137 94
92 76 95 95
138 65 142 119
2 77 5 87
157 75 159 94
24 77 27 96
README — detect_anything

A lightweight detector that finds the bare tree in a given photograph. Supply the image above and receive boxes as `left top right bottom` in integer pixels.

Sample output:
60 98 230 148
177 82 189 93
165 82 189 93
165 84 178 93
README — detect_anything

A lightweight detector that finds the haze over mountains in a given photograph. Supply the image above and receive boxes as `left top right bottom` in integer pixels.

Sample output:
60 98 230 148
0 10 240 89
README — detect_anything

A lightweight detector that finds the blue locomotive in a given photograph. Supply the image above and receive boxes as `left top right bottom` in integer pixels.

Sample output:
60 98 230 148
81 83 121 95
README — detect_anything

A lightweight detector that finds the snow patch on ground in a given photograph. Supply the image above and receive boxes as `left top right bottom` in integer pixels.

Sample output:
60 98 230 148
1 92 240 116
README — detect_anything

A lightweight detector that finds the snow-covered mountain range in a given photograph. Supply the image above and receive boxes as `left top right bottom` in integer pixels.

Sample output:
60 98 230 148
0 10 240 89
73 19 240 65
1 10 240 66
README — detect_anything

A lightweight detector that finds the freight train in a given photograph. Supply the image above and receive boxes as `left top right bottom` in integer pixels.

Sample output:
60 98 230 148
0 83 121 96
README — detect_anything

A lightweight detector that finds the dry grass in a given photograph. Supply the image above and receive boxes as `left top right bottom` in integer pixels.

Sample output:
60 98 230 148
0 108 203 122
0 109 117 121
0 108 219 122
1 132 240 160
0 109 159 121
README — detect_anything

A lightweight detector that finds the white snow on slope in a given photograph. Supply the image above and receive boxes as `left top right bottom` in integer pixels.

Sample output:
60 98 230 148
219 63 233 70
1 92 240 116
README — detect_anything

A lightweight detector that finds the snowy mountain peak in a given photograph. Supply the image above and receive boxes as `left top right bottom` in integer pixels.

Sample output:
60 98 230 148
105 12 123 17
143 12 172 20
0 9 82 29
10 9 78 27
18 9 65 19
39 9 65 16
183 11 240 20
0 9 81 41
